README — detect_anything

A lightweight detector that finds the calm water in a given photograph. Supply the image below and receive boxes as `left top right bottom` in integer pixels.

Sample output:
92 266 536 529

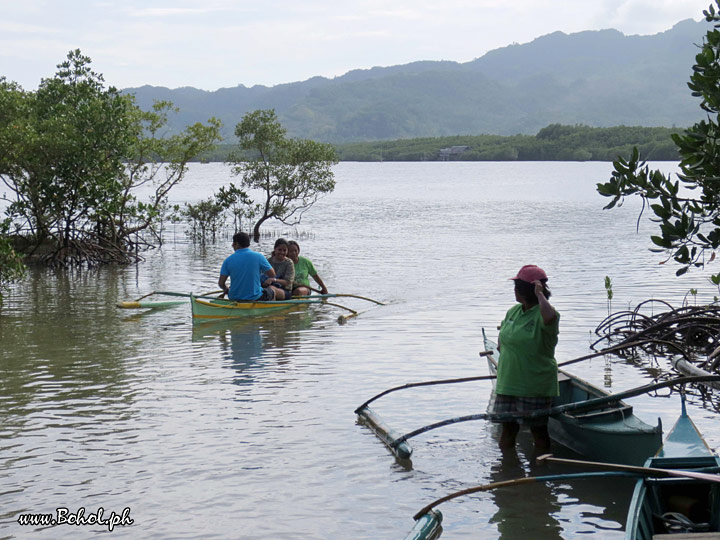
2 161 719 539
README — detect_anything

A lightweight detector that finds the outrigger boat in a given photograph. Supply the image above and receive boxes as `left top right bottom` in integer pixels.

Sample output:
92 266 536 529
624 397 720 539
484 333 663 466
356 331 663 464
118 290 384 323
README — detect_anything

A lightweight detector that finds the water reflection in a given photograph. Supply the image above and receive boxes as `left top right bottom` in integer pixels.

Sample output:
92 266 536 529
191 310 318 385
489 449 563 539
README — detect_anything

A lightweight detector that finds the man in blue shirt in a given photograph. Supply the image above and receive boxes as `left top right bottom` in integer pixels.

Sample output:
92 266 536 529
218 232 276 301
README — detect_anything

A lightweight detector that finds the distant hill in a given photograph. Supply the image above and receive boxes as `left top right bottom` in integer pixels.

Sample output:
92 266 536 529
123 19 708 144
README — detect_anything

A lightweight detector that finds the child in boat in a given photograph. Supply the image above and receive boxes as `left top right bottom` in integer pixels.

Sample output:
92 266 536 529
287 240 328 296
262 238 295 300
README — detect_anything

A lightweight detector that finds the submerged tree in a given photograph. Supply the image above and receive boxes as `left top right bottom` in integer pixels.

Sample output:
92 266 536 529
0 49 222 266
597 1 720 283
227 109 338 242
0 220 25 307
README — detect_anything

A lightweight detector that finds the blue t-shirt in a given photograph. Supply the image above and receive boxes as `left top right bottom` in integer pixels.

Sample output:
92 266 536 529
220 248 272 301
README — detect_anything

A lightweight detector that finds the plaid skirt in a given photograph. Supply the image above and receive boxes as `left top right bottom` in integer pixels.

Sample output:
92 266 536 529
492 393 554 426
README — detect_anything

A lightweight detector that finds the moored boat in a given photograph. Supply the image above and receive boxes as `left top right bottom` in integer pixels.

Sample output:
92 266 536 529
625 400 720 539
484 334 662 466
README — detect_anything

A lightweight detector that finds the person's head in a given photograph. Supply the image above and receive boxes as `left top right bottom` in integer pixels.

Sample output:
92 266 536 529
272 237 289 259
232 232 250 249
288 240 300 262
511 265 550 305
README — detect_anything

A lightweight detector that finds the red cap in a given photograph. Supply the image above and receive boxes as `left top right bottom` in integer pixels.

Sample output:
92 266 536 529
511 264 548 282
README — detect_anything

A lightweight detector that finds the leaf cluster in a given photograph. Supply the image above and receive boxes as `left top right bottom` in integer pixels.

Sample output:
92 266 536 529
227 109 338 241
333 125 680 162
0 50 222 266
596 1 720 282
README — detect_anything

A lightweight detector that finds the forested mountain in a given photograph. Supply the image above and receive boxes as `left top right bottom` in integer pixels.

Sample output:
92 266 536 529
124 19 707 143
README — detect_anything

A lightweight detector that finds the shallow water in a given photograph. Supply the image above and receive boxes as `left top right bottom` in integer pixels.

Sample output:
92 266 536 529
1 161 719 539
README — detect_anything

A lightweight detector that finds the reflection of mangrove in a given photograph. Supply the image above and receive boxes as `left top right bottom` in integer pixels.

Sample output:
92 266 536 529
592 300 720 411
191 310 317 384
1 266 136 411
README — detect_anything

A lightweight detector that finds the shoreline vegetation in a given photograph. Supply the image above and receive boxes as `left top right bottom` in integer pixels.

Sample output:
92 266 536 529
196 124 683 163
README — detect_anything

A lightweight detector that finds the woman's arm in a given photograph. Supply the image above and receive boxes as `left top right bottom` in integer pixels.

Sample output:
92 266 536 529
534 280 557 325
311 273 328 294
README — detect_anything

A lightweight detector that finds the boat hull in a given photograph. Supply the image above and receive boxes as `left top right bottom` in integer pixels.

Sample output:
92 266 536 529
191 296 298 320
625 412 720 540
484 335 662 466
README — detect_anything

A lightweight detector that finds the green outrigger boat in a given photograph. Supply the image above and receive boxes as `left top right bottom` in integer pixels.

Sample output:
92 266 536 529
625 398 720 539
190 294 302 320
484 333 663 466
118 290 383 323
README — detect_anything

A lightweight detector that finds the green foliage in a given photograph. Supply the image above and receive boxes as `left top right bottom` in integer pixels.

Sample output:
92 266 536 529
0 220 25 308
604 275 614 317
334 125 681 162
228 109 338 242
181 198 226 243
214 184 259 232
604 276 614 301
0 50 222 265
596 1 720 282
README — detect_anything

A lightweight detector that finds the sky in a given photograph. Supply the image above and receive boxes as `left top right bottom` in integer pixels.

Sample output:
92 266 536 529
0 0 715 91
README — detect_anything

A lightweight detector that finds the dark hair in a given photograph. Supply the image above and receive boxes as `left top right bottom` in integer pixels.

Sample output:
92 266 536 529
514 278 551 305
271 237 289 257
233 232 250 248
288 240 300 251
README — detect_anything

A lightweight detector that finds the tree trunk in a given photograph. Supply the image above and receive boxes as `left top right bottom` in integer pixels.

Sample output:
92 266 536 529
252 215 271 243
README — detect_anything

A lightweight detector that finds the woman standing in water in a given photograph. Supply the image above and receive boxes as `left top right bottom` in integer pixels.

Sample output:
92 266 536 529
493 264 559 456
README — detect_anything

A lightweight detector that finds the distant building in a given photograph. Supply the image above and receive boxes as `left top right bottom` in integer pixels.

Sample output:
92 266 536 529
438 145 469 160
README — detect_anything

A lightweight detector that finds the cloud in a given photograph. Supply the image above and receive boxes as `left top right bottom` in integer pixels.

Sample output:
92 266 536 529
0 0 711 91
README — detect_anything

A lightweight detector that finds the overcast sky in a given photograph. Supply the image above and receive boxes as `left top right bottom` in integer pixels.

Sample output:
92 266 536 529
0 0 714 91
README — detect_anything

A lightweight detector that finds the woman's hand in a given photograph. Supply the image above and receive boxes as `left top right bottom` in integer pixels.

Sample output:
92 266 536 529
533 280 545 298
533 280 556 324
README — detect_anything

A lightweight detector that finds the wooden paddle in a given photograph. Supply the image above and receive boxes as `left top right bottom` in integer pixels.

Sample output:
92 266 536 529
536 454 720 484
411 470 643 520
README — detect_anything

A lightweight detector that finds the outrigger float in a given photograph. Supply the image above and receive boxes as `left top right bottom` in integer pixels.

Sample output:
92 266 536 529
356 329 718 466
402 388 720 540
117 290 384 323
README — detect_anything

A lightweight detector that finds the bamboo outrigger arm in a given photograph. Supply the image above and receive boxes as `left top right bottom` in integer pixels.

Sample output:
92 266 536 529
382 376 720 457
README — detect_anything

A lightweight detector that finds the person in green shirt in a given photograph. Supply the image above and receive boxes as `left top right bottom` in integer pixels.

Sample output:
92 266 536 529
494 264 559 456
287 241 328 296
